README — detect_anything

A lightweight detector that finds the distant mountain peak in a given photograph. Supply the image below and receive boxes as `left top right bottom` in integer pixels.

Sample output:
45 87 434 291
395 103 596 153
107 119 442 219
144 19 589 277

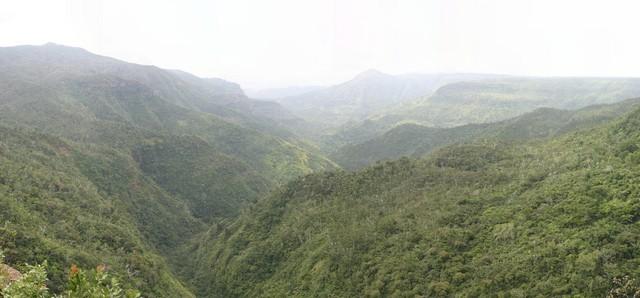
40 42 88 52
352 69 390 81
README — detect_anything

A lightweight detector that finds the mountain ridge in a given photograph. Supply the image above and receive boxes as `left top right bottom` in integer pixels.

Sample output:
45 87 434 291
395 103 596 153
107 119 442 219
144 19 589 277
331 97 640 169
328 76 640 148
274 70 504 134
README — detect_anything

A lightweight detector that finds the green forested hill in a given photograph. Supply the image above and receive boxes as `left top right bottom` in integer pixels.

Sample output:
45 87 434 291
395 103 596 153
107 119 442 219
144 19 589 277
0 44 335 296
332 98 640 169
190 104 640 297
0 44 336 214
330 77 640 147
0 126 197 296
5 43 640 297
0 43 319 148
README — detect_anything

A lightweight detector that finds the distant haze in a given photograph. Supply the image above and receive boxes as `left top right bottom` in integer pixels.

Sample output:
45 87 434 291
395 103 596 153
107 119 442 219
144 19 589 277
1 0 640 89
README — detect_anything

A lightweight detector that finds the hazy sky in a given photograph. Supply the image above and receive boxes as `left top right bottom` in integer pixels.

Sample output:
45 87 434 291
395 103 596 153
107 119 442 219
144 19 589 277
1 0 640 89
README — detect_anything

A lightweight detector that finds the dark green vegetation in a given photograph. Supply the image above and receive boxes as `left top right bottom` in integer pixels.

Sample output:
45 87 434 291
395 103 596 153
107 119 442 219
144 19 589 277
0 44 335 296
191 104 640 297
333 98 640 169
0 126 195 296
1 253 140 298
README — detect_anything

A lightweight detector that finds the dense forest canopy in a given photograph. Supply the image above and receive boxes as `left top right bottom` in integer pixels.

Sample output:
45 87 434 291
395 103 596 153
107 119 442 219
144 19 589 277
2 43 640 297
0 44 335 297
187 106 640 296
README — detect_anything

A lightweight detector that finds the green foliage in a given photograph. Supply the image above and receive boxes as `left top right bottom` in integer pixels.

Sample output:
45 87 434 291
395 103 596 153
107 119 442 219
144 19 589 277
2 263 49 298
0 263 140 298
0 127 195 296
190 106 640 297
133 136 269 219
61 265 140 298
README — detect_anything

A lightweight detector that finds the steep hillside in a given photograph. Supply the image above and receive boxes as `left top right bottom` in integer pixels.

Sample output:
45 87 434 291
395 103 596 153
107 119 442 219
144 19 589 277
0 44 317 144
188 105 640 297
275 70 501 129
0 44 336 215
332 77 640 145
0 43 291 125
0 44 336 296
132 135 270 219
0 126 198 296
168 68 314 139
333 98 640 169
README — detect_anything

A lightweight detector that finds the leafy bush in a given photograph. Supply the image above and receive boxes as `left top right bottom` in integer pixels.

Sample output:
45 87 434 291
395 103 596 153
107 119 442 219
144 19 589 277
1 262 140 298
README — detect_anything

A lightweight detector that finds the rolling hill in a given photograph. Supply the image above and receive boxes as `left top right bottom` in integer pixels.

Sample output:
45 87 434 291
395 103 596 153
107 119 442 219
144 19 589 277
275 70 502 130
331 77 640 146
332 98 640 169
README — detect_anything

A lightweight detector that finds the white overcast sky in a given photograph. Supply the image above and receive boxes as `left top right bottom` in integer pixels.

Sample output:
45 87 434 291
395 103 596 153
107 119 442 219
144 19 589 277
1 0 639 89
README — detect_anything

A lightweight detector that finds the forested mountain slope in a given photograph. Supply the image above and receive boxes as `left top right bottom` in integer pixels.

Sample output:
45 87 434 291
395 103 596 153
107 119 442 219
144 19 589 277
0 44 336 218
0 44 335 296
167 69 313 140
0 43 296 131
332 98 640 169
188 104 640 297
0 126 197 296
331 77 640 146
